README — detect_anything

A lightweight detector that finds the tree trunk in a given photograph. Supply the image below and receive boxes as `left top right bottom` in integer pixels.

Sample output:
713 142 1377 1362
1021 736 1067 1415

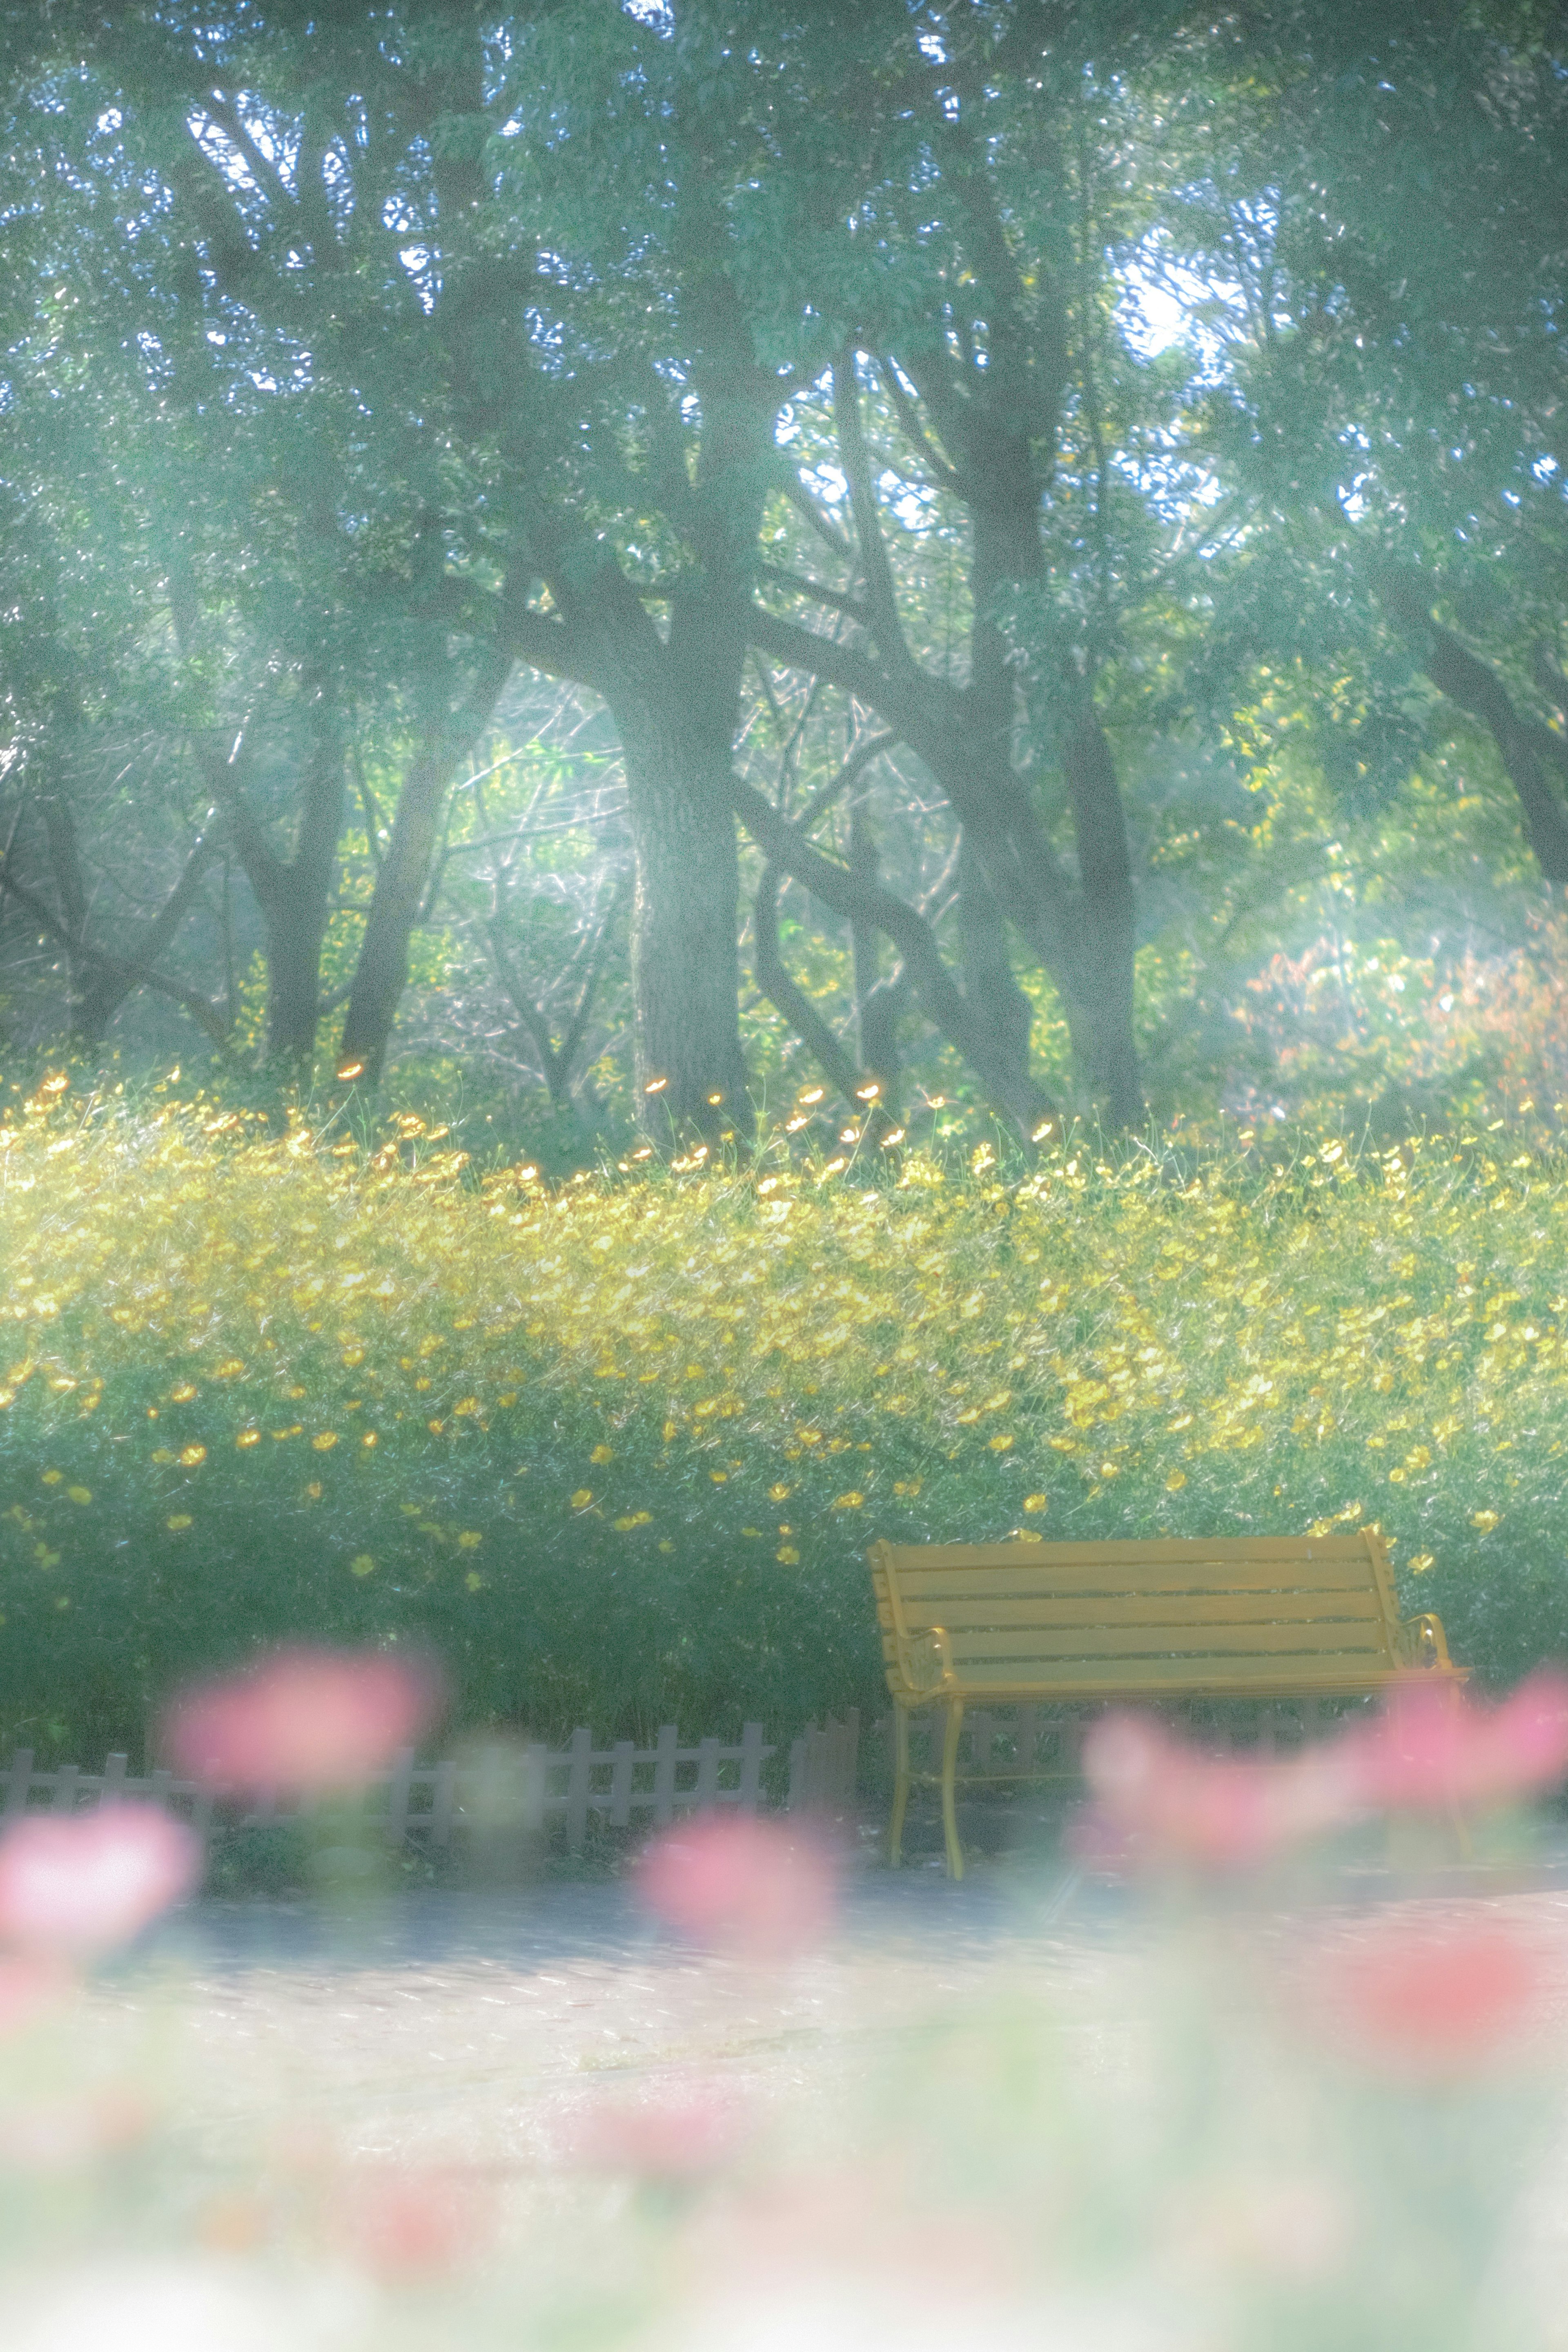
957 832 1033 1102
1061 715 1143 1129
262 707 344 1063
617 694 751 1138
338 651 511 1086
336 738 448 1087
850 796 902 1105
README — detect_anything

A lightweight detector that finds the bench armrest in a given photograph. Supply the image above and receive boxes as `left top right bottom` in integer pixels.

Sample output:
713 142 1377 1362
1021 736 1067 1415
1394 1610 1456 1671
894 1625 956 1699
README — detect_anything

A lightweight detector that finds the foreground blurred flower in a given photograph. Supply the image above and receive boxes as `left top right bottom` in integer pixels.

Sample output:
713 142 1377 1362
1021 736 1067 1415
0 1806 200 1954
1079 1713 1361 1871
163 1648 440 1793
1080 1671 1568 1873
332 2164 496 2281
636 1815 837 1957
0 1953 70 2035
1344 1670 1568 1815
569 2087 745 2183
1311 1914 1545 2076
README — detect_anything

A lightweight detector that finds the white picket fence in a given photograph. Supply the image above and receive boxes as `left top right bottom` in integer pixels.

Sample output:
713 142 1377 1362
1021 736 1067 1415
0 1712 860 1855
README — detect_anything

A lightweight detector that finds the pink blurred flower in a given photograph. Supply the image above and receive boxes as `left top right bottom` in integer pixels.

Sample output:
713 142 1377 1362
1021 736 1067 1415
1079 1712 1361 1872
1313 1915 1544 2075
1079 1671 1568 1875
332 2164 496 2281
1343 1670 1568 1815
636 1814 837 1957
570 2088 745 2183
162 1647 440 1793
0 2085 152 2170
0 1953 70 2034
0 1806 200 1954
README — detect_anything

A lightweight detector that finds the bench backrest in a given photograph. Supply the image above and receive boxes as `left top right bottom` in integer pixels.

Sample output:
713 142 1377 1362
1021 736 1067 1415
869 1532 1412 1700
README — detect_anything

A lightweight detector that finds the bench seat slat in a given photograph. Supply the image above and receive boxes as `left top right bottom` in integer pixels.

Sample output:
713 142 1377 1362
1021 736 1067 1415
891 1592 1386 1632
923 1661 1408 1697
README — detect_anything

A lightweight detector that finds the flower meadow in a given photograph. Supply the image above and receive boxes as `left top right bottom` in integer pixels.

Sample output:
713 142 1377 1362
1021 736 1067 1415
5 1072 1568 1759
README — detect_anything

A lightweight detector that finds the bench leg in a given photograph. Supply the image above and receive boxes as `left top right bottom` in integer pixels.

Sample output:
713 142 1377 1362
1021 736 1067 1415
940 1699 965 1881
889 1703 911 1868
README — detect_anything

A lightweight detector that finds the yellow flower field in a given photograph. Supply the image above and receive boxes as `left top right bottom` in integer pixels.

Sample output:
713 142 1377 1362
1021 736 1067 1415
3 1073 1567 1757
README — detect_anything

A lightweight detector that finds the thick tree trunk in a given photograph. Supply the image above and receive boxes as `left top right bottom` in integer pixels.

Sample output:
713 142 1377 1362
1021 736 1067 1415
957 832 1033 1101
262 711 343 1063
1061 715 1143 1129
197 689 346 1070
618 696 750 1137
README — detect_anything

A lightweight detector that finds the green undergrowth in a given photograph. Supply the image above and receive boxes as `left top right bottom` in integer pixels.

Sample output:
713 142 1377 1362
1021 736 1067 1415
4 1078 1568 1761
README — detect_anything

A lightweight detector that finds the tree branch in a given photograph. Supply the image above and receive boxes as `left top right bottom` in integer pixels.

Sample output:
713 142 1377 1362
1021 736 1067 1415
732 775 1056 1140
833 353 919 680
0 854 229 1045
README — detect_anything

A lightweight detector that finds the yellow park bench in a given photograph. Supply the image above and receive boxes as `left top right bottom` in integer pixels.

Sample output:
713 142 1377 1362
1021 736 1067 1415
868 1532 1462 1877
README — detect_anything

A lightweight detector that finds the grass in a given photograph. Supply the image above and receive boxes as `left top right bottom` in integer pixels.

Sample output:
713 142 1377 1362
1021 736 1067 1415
4 1071 1568 1760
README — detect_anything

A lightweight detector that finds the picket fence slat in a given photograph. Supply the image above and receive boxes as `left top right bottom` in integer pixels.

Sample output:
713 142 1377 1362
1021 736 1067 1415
0 1717 858 1855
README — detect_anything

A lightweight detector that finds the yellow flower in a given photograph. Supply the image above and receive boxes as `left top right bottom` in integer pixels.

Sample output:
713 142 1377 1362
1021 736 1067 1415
1471 1510 1500 1533
66 1486 91 1505
427 1418 445 1435
214 1359 245 1379
570 1489 593 1509
776 1545 800 1564
178 1445 206 1468
1165 1470 1187 1492
362 1431 378 1448
236 1429 261 1449
614 1512 653 1531
40 1469 62 1485
305 1481 323 1500
457 1530 483 1549
341 1348 365 1368
710 1470 728 1484
987 1433 1014 1452
170 1383 198 1403
1023 1494 1048 1513
768 1483 792 1501
831 1491 864 1510
166 1514 193 1532
454 1396 479 1417
151 1447 176 1465
662 1420 679 1443
312 1432 339 1451
350 1554 376 1578
590 1444 614 1464
1409 1552 1436 1575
